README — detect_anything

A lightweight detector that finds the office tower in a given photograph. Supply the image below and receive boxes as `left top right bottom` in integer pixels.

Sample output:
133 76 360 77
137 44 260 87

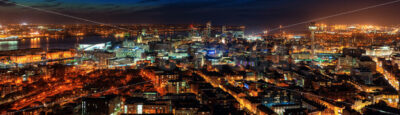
309 22 317 59
222 25 226 34
206 21 211 37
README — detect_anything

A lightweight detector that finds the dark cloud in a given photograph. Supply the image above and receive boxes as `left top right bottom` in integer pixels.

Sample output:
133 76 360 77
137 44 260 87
0 0 16 7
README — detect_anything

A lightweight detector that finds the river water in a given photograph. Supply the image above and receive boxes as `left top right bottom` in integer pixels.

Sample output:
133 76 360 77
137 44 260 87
0 36 128 51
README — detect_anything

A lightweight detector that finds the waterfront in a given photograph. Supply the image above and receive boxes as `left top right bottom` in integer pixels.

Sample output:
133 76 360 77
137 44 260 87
0 36 127 51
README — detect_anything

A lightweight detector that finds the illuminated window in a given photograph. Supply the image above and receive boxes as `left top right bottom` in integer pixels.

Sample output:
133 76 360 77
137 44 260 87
137 104 143 114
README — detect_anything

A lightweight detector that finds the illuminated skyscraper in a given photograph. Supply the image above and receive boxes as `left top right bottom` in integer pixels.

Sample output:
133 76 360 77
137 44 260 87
309 22 317 59
190 24 196 37
206 21 211 37
222 25 226 34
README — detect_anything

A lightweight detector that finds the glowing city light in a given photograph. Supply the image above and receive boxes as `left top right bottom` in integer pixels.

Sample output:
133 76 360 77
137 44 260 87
21 22 28 26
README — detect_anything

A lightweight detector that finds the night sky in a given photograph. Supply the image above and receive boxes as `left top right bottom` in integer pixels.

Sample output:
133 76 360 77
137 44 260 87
1 0 400 32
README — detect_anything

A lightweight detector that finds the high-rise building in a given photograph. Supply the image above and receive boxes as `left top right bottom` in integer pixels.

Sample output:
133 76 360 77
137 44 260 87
309 22 317 59
222 25 226 34
206 21 212 37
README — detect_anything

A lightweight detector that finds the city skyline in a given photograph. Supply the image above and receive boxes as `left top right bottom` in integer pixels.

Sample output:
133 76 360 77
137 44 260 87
1 0 400 32
1 1 400 115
